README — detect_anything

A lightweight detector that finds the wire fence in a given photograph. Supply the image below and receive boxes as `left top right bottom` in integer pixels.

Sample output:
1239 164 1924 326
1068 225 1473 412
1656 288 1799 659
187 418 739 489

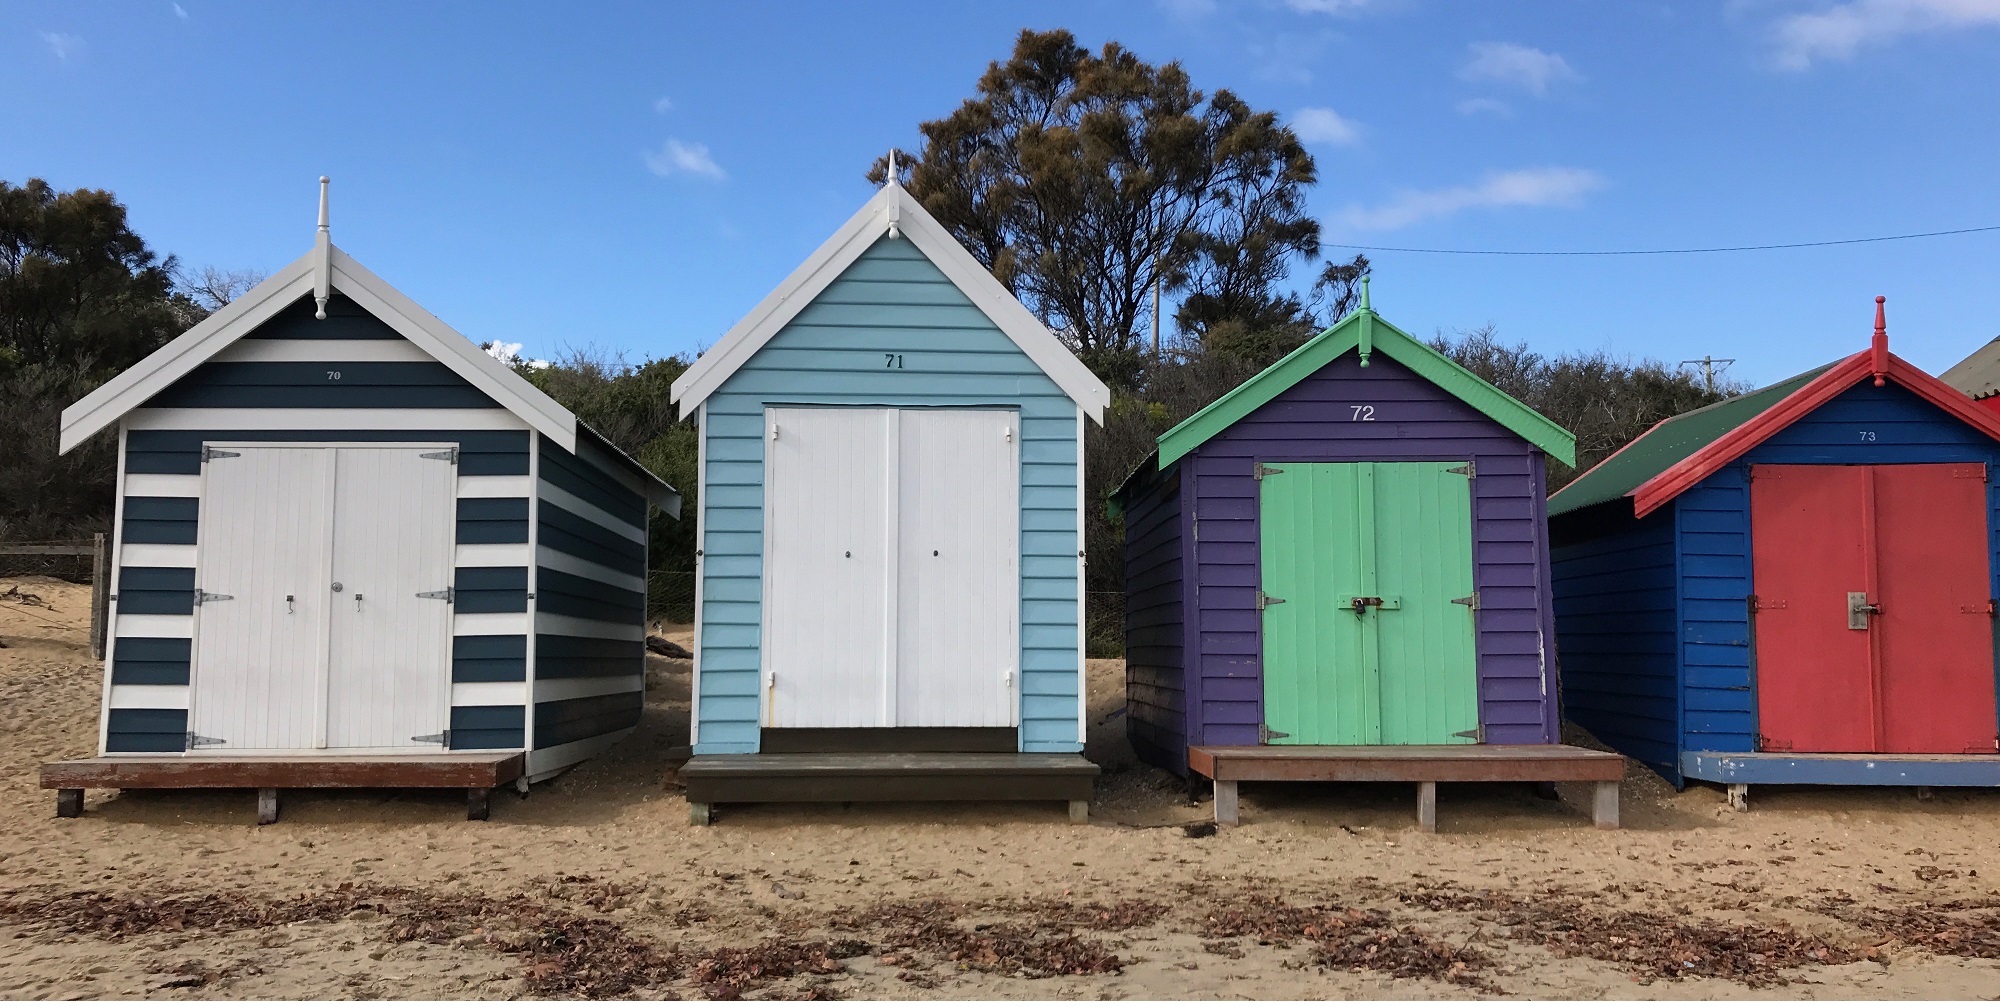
0 541 101 583
646 570 697 627
641 574 1129 659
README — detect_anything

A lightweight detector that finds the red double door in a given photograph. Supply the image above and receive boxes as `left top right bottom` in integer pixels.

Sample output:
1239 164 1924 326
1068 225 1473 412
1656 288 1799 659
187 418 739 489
1751 464 1998 754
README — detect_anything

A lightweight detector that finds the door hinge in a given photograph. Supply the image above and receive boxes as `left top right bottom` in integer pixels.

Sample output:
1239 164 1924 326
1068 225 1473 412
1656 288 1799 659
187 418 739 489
1256 589 1286 610
416 587 455 603
1453 725 1486 742
186 732 227 748
1450 593 1479 610
1258 723 1290 743
419 447 458 464
764 670 776 689
1749 595 1787 612
1758 734 1793 752
411 731 449 746
200 446 240 463
1446 461 1475 477
192 590 233 606
1253 462 1285 481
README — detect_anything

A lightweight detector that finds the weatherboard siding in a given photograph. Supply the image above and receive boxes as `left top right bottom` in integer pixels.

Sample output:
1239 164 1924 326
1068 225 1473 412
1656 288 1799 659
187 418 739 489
694 235 1082 754
530 434 649 752
1120 464 1189 773
1551 504 1682 782
1183 353 1560 748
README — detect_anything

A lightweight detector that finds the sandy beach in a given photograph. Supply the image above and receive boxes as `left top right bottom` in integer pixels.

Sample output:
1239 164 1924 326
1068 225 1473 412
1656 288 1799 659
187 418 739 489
5 575 2000 999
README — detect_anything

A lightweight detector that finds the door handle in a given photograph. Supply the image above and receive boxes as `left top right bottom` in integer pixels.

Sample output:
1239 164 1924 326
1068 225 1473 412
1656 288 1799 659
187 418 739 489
354 592 364 611
1847 591 1882 630
286 594 294 614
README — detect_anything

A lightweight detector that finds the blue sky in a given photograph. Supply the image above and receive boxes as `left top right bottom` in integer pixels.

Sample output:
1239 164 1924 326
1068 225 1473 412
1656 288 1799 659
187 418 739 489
9 0 2000 386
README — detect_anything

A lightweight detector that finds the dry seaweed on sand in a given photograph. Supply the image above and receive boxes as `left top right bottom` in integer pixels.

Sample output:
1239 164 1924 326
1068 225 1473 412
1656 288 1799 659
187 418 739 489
1386 881 1857 987
690 940 849 1000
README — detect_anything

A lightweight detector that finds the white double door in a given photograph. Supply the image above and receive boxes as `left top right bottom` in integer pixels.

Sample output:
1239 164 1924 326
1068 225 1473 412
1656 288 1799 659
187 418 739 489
762 408 1020 729
188 445 455 753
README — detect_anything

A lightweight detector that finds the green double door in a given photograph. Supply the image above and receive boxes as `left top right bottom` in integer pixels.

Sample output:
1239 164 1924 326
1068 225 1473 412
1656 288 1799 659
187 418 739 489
1257 461 1480 745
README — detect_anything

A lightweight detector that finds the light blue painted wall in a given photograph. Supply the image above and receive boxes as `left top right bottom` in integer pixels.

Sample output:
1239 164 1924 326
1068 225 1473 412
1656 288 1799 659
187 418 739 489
694 235 1083 754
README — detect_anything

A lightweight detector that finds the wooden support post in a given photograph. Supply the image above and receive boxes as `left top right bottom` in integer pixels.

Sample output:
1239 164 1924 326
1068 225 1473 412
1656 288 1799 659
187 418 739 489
1067 800 1089 825
89 532 108 661
1416 781 1437 833
1592 781 1620 829
467 787 491 821
1213 780 1239 826
256 788 279 826
689 801 713 826
1727 783 1749 812
55 789 83 819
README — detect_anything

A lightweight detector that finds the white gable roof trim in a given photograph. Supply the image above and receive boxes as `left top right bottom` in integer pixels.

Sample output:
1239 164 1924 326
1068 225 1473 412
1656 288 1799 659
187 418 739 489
59 244 680 510
668 182 1111 423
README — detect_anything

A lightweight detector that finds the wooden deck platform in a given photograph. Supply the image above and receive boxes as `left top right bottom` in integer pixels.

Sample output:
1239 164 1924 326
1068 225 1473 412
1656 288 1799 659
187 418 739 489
40 752 525 824
679 752 1100 825
1188 744 1626 832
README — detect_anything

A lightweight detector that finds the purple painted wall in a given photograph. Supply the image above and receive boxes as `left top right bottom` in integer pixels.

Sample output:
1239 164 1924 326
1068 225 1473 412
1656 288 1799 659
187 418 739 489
1121 464 1189 773
1122 352 1562 771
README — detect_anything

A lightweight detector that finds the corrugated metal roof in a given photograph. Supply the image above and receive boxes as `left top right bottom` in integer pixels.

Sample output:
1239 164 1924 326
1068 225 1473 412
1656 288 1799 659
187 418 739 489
1546 363 1834 517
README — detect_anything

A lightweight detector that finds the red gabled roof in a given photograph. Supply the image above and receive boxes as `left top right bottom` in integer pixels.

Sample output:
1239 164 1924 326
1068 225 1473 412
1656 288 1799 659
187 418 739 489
1631 336 2000 517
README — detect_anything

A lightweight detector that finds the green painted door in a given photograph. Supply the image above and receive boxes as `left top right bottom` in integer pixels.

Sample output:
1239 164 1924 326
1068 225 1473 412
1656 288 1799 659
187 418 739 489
1258 461 1479 745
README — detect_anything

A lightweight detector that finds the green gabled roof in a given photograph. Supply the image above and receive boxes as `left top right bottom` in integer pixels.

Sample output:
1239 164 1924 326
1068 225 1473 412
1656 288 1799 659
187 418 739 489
1156 296 1577 469
1545 363 1834 517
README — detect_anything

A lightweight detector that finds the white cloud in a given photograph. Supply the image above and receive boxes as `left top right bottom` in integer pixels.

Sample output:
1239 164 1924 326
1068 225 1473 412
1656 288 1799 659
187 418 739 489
1771 0 2000 68
1336 167 1605 231
172 3 189 19
1284 0 1371 13
1292 106 1361 145
644 138 726 180
1459 41 1578 95
653 95 674 114
1456 97 1513 117
485 341 524 362
39 31 82 60
1157 0 1217 17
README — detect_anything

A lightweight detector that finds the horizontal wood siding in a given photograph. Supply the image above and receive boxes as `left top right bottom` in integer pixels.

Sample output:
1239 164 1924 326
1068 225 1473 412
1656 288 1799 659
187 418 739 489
1187 353 1559 747
532 435 649 760
105 708 189 753
450 704 525 750
452 634 526 682
242 292 402 339
1551 503 1682 782
110 636 193 685
1120 463 1189 773
695 236 1083 754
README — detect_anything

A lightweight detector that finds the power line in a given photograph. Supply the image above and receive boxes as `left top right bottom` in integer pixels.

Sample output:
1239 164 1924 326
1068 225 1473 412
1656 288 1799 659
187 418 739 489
1326 223 2000 256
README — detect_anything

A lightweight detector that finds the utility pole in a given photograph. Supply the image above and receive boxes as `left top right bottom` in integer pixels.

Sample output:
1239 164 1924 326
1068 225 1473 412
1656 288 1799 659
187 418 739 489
1680 355 1737 393
1151 276 1161 358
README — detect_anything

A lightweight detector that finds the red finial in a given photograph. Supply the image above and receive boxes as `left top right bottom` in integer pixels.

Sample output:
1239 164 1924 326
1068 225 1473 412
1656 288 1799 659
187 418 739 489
1871 295 1888 387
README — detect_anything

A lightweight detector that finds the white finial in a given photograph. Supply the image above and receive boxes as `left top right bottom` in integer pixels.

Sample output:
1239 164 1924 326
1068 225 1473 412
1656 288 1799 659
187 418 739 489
884 149 902 239
313 176 332 320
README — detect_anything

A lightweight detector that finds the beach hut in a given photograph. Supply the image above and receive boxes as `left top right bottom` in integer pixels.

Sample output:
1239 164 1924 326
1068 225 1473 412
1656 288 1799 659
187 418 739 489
1550 299 2000 808
1111 285 1625 831
668 174 1110 824
40 180 679 823
1940 336 2000 416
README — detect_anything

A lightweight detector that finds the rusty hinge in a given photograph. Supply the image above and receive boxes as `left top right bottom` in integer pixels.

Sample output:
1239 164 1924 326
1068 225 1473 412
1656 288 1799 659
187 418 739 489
1253 462 1285 481
419 447 458 464
1446 461 1475 477
1258 723 1290 743
1451 593 1479 610
411 731 449 746
186 732 227 748
200 446 240 463
1749 595 1788 613
1758 734 1793 753
1453 725 1485 742
1256 589 1286 610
